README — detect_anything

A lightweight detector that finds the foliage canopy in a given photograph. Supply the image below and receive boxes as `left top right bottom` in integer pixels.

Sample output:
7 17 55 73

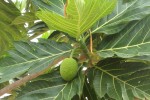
0 0 150 100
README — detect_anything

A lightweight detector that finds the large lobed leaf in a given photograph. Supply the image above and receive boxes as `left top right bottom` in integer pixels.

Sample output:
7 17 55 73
16 69 85 100
89 58 150 100
0 39 72 83
0 1 26 57
97 15 150 58
36 0 117 38
92 0 150 35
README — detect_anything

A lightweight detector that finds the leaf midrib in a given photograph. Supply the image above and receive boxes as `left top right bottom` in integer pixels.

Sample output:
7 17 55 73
0 50 71 69
18 84 66 98
98 41 150 52
91 0 137 33
94 66 150 97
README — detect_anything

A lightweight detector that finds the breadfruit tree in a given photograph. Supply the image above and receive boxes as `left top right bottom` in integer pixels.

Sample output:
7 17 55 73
0 0 150 100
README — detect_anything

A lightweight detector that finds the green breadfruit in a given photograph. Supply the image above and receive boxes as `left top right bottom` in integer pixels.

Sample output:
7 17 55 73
60 58 78 81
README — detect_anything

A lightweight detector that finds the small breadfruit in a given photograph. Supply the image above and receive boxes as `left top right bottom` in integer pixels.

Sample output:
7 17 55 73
60 58 78 81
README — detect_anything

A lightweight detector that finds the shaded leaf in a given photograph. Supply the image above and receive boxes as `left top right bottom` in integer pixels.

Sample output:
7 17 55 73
0 39 72 83
0 1 26 57
90 58 150 100
12 12 37 25
0 82 9 90
92 0 150 35
47 30 74 43
28 22 48 33
130 56 150 62
16 69 85 100
36 0 117 38
28 21 49 40
32 0 65 16
81 76 100 100
97 16 150 58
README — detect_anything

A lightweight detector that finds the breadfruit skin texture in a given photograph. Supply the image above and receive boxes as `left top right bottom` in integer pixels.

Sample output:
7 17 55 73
60 58 78 81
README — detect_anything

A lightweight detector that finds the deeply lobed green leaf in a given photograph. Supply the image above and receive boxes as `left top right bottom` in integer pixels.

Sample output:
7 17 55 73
97 15 150 58
89 58 150 100
0 39 72 83
92 0 150 35
16 70 85 100
36 0 117 38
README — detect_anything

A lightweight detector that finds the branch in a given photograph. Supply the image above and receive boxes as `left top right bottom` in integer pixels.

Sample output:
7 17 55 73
0 57 66 96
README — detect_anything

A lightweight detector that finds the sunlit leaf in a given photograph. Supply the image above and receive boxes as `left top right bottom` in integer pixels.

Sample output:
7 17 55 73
36 0 117 38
